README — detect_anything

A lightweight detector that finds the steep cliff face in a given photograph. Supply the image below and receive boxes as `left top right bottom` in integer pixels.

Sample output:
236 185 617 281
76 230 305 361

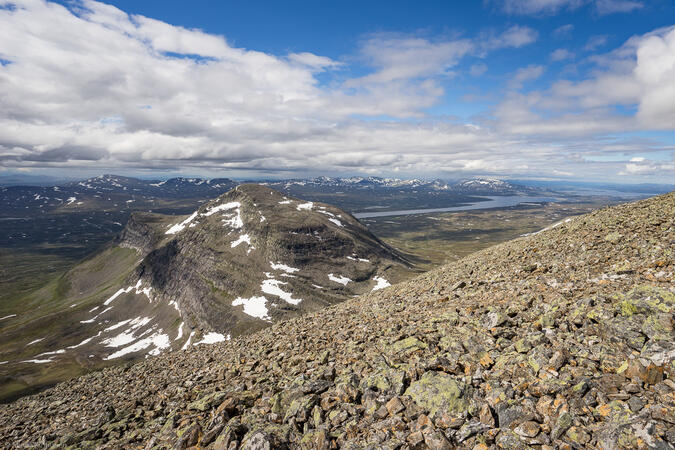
0 185 414 400
117 212 168 255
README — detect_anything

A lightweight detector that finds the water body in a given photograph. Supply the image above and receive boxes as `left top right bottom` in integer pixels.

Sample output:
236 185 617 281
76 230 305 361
353 196 560 219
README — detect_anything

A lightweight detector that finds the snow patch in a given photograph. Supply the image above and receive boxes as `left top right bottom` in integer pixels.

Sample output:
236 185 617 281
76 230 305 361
166 211 199 235
27 338 44 346
347 256 369 262
66 197 76 205
270 262 300 273
328 218 344 227
232 296 271 320
194 332 228 345
231 234 252 248
104 319 132 332
67 332 102 349
203 201 240 217
181 331 196 350
328 274 352 286
80 306 113 323
372 276 391 291
297 202 313 211
175 322 184 341
261 278 302 305
0 314 16 321
104 331 170 360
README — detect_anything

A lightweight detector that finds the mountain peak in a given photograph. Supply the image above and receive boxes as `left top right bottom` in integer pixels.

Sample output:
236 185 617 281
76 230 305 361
4 185 413 381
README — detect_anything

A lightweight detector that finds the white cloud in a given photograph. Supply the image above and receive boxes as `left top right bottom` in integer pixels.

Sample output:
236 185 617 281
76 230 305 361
481 25 539 52
495 0 644 16
491 24 675 174
634 29 675 128
0 0 672 182
584 35 609 51
509 65 546 89
620 159 674 175
595 0 643 15
553 24 575 38
551 48 575 61
496 0 585 15
470 63 488 77
347 35 474 86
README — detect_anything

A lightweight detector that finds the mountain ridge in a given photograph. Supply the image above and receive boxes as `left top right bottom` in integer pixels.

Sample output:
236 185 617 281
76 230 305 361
0 192 672 448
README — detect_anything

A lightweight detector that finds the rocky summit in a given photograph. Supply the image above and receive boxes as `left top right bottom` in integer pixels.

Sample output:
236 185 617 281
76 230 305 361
0 192 673 449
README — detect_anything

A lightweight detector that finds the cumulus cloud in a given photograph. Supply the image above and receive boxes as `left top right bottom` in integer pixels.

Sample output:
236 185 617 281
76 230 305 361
553 24 575 38
492 24 675 178
496 0 585 15
0 0 672 182
347 35 474 86
470 63 488 77
509 65 546 89
584 35 610 51
595 0 643 15
551 48 575 61
480 25 539 52
494 0 644 16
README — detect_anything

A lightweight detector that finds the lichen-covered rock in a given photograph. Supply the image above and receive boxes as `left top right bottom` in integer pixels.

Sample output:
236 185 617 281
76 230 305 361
404 371 469 417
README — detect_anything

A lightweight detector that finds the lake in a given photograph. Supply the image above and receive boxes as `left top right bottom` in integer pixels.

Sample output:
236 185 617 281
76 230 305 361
353 196 561 219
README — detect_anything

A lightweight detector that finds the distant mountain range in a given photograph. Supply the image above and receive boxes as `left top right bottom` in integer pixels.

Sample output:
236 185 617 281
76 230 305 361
0 175 540 217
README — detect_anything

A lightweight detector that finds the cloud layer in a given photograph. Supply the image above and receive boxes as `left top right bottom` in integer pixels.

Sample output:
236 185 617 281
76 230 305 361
0 0 673 181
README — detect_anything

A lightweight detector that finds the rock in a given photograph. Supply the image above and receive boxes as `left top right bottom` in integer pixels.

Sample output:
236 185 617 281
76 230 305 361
604 232 622 243
514 421 540 438
174 423 201 449
404 371 469 417
456 419 491 443
551 412 573 440
240 428 287 450
479 404 495 427
299 429 329 450
422 428 452 449
388 337 428 357
385 397 405 416
483 311 506 329
188 391 226 412
565 426 590 445
496 404 525 429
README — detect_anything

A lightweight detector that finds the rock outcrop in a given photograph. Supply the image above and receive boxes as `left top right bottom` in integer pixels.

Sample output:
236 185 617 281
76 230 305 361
0 192 672 449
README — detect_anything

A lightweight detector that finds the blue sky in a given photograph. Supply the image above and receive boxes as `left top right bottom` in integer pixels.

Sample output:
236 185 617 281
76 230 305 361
0 0 674 182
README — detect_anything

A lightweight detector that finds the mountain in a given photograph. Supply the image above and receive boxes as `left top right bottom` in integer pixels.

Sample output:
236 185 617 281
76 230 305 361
0 175 544 269
0 192 672 448
0 185 413 400
265 176 538 195
451 177 539 195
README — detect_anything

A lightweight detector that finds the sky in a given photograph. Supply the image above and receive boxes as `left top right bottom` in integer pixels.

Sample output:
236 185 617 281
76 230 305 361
0 0 674 182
